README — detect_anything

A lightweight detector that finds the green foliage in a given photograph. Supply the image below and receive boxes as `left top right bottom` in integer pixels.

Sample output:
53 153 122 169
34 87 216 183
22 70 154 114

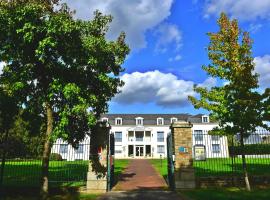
0 0 130 146
49 153 62 161
189 13 269 136
229 144 270 155
0 110 44 158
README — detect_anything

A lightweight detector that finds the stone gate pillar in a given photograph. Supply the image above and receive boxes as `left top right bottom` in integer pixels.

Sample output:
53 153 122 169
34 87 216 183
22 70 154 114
86 122 111 193
170 121 195 189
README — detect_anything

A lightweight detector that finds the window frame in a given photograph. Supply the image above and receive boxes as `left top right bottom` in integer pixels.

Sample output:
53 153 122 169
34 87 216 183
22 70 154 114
115 117 122 125
59 144 68 154
157 117 164 125
194 130 204 142
157 145 165 153
75 144 84 154
157 131 165 142
212 144 221 153
170 117 178 124
136 117 144 126
202 116 209 123
115 132 122 142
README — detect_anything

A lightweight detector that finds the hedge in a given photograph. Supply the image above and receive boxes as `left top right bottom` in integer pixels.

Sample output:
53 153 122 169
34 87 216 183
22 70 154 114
229 144 270 155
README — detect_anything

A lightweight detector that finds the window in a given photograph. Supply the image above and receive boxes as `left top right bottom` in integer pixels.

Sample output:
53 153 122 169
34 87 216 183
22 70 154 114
59 144 68 154
212 144 220 153
157 145 165 153
115 132 122 142
157 118 164 125
135 132 144 141
202 116 209 123
171 118 177 124
157 132 164 142
101 118 108 122
194 130 203 142
115 150 122 154
136 117 143 126
75 144 84 154
211 135 220 141
115 118 122 125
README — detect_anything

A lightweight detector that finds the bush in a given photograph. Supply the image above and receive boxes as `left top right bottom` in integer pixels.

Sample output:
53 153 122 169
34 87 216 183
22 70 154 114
50 153 63 161
229 144 270 155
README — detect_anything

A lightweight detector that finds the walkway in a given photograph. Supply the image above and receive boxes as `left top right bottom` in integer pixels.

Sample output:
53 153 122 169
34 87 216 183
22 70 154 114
114 159 167 190
98 159 184 200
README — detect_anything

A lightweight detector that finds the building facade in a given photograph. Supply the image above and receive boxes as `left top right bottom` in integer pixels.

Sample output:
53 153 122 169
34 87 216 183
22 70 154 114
100 114 229 159
51 113 233 161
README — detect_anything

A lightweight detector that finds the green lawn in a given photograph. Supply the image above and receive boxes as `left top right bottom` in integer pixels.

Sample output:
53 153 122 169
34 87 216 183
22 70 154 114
113 159 130 186
181 187 270 200
149 159 168 180
149 158 270 178
1 159 130 187
194 158 270 177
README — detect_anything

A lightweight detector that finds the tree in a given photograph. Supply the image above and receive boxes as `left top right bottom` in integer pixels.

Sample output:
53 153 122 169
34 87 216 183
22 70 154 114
0 88 19 187
0 0 129 196
189 13 269 191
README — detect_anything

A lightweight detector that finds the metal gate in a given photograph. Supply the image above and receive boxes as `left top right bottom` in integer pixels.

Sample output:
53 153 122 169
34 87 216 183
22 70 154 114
167 132 175 190
107 133 115 191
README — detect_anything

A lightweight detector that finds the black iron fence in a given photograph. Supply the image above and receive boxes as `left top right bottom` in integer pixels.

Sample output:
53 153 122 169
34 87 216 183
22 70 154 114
0 140 90 188
192 130 270 178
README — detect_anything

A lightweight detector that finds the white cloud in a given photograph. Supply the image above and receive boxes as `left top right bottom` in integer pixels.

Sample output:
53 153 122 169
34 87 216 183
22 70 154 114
155 23 182 53
169 54 182 62
0 62 5 74
113 70 216 107
248 23 263 33
204 0 270 21
64 0 174 49
254 55 270 88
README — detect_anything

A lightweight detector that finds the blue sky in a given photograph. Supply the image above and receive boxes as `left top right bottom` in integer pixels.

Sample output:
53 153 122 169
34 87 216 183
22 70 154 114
63 1 269 113
0 1 269 114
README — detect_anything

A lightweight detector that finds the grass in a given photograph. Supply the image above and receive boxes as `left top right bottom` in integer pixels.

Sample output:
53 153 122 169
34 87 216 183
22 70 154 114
113 159 130 186
149 158 270 178
1 159 130 188
181 187 270 200
194 158 270 177
149 159 168 180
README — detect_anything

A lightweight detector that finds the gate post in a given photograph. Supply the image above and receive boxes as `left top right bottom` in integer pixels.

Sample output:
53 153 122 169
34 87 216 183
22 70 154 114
86 122 111 193
170 121 195 189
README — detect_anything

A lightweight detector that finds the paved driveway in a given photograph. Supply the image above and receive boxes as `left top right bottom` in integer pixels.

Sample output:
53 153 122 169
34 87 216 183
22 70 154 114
98 159 184 200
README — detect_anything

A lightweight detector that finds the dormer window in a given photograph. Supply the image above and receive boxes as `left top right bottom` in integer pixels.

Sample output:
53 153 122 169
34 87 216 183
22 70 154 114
202 116 209 123
115 117 122 125
101 118 108 123
157 117 164 125
171 117 177 124
136 117 144 126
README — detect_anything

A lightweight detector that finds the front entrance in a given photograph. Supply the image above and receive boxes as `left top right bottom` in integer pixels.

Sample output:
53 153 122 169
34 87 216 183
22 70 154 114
135 145 144 157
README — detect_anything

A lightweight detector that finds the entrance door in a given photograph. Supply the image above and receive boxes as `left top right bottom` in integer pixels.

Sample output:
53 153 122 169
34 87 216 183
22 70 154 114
135 146 144 157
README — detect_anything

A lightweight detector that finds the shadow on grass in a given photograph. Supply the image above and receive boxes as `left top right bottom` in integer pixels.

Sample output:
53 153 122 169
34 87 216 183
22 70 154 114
1 186 85 200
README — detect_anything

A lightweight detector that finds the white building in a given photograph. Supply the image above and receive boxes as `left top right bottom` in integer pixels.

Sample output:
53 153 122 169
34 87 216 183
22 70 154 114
51 113 231 161
101 114 229 159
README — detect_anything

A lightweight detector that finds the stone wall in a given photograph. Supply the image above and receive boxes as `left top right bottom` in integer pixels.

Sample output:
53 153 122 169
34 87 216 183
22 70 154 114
170 121 195 189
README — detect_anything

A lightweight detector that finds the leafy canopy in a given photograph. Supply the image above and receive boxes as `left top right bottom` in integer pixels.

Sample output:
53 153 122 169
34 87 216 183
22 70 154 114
189 13 269 135
0 0 130 145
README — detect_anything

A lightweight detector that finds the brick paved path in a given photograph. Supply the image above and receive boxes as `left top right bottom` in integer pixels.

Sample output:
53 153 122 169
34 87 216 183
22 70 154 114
98 159 184 200
114 159 167 191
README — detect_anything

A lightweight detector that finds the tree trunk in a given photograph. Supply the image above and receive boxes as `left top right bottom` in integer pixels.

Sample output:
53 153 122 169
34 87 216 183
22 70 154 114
41 102 53 198
240 132 251 191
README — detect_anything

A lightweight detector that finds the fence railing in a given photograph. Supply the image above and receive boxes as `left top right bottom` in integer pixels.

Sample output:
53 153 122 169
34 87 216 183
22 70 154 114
0 141 90 188
192 130 270 178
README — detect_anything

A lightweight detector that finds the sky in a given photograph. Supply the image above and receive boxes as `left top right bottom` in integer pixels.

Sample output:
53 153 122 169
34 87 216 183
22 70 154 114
2 0 270 114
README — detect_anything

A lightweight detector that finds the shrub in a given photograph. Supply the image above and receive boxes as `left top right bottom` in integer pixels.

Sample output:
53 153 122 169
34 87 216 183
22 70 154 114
229 144 270 155
50 153 63 161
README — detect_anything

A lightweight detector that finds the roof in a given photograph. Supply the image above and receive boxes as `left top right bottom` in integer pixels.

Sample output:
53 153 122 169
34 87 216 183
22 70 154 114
100 113 209 126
